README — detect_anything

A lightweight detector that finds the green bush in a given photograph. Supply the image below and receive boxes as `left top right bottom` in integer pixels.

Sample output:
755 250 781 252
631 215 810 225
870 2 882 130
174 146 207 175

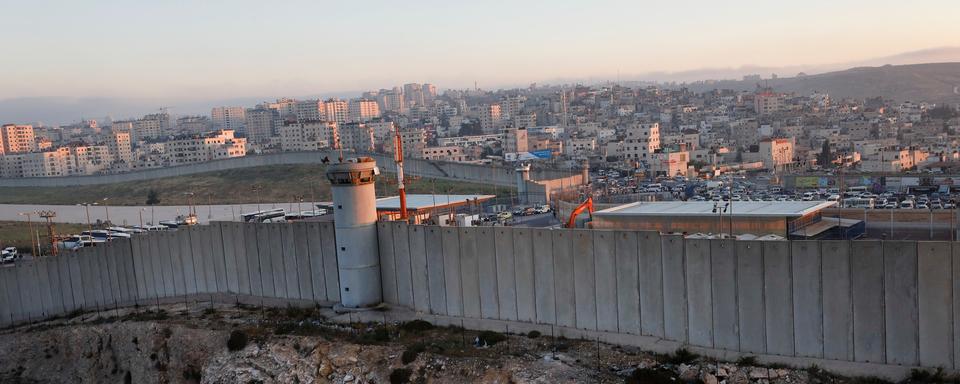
477 330 507 346
400 320 434 333
401 343 427 364
667 348 698 364
526 330 541 339
389 368 413 384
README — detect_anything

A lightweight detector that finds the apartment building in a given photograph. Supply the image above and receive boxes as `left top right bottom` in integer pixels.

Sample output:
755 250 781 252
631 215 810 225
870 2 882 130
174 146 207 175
754 91 785 116
348 98 381 122
338 123 375 152
324 99 349 125
0 124 37 154
758 138 795 171
279 121 338 152
163 130 246 165
860 148 929 172
479 104 502 133
421 146 466 162
244 107 277 143
211 106 246 131
502 127 528 154
649 150 689 177
622 122 660 161
295 100 324 122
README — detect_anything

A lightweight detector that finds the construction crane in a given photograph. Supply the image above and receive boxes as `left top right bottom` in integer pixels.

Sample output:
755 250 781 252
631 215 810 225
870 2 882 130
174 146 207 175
565 196 594 228
394 125 408 221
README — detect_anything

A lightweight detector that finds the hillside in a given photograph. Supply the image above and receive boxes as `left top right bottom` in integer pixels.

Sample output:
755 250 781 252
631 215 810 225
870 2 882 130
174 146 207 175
0 164 508 206
685 62 960 103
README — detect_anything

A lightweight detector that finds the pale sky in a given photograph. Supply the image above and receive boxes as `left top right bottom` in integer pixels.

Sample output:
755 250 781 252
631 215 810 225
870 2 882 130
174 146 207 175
1 0 958 100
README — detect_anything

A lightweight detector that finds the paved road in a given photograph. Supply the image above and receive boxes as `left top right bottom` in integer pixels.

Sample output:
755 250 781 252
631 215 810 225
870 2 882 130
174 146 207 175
0 202 324 226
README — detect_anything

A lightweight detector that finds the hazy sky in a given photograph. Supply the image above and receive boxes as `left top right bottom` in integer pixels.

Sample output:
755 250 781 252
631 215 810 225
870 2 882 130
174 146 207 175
2 0 958 100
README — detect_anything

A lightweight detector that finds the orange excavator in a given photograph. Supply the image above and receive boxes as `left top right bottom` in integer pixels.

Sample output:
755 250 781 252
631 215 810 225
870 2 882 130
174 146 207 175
565 196 594 228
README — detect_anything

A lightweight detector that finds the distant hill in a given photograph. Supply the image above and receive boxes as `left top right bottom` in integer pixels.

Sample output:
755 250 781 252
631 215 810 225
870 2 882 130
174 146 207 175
684 63 960 103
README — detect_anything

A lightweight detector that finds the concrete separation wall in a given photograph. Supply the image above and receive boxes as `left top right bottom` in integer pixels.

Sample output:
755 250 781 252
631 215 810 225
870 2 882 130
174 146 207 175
0 151 578 188
2 222 959 376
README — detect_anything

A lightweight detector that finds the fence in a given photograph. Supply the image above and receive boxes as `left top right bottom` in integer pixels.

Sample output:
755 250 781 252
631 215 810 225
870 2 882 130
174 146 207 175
2 221 958 373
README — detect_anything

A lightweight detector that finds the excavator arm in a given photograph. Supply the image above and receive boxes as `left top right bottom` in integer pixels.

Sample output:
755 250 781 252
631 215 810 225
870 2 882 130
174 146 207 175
566 197 594 228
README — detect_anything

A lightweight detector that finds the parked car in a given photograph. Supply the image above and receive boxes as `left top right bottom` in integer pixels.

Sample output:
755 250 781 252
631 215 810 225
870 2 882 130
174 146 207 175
1 247 19 263
496 211 513 221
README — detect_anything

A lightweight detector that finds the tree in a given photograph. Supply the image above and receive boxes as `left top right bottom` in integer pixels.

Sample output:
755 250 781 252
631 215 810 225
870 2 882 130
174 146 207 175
817 139 832 168
146 190 161 205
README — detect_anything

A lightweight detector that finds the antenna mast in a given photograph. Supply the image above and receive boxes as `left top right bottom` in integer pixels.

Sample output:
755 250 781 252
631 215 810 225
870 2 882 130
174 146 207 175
394 125 408 221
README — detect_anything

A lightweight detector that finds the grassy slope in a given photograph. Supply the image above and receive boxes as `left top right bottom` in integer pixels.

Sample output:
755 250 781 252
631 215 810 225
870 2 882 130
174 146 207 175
0 164 514 206
0 221 88 252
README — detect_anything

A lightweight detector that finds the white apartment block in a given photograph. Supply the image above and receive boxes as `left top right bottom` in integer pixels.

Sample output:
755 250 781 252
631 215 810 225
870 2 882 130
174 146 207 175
622 122 660 161
163 130 246 166
132 118 162 141
279 121 337 152
324 99 349 125
437 133 504 148
649 151 689 177
565 137 596 155
338 123 375 152
348 99 381 122
0 124 37 154
754 92 785 116
758 138 794 171
861 148 929 172
244 107 276 143
503 127 528 153
295 100 324 122
211 106 246 131
479 104 502 133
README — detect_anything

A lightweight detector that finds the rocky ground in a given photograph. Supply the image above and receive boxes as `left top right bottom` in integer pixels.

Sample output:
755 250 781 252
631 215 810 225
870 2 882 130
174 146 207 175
0 303 949 383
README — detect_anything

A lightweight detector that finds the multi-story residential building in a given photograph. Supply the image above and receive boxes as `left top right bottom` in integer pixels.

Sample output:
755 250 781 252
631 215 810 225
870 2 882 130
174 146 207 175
437 133 504 148
338 123 375 152
622 122 661 161
107 131 133 166
367 121 396 142
71 144 114 174
278 121 338 152
500 96 525 120
244 107 277 143
421 146 466 162
860 148 929 172
754 91 785 116
266 98 297 121
758 137 795 171
404 83 424 106
348 98 381 122
132 117 163 141
295 100 324 122
565 137 597 155
422 83 437 104
479 104 502 133
163 130 246 165
324 98 349 125
503 127 528 153
176 116 211 135
377 87 405 113
211 106 246 132
649 150 689 177
0 124 37 154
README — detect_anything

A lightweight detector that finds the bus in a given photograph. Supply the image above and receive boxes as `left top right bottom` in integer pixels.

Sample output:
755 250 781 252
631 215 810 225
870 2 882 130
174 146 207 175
842 197 875 209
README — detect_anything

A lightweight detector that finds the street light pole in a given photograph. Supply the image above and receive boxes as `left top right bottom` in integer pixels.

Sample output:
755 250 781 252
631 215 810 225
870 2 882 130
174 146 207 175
84 203 93 233
139 208 145 228
102 198 110 225
19 212 37 257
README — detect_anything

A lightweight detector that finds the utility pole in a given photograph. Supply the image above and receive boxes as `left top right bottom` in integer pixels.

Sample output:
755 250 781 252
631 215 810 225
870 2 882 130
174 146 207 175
19 212 37 257
395 125 408 221
38 210 57 256
102 197 111 226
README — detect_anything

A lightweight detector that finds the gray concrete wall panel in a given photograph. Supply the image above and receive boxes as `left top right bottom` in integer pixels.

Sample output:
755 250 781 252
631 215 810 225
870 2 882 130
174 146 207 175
638 231 664 337
594 231 619 333
378 222 398 304
711 239 738 351
0 268 12 326
821 241 853 361
918 242 952 368
851 241 885 363
267 224 287 298
424 227 447 315
661 234 687 343
319 222 340 301
177 230 198 295
1 267 23 323
441 227 463 316
736 241 765 354
104 245 123 306
474 227 500 319
56 255 76 312
552 230 576 328
883 241 919 366
34 261 54 318
685 238 713 347
68 253 85 309
130 237 148 300
243 223 263 297
408 225 432 313
532 228 556 325
458 227 482 319
165 231 186 297
792 241 823 358
614 231 640 335
209 224 229 295
280 223 301 299
292 222 314 300
255 223 276 297
513 228 537 323
148 232 167 299
229 223 251 295
763 241 794 356
573 230 597 331
495 228 518 321
393 222 415 307
221 222 242 294
306 222 328 301
186 227 208 294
